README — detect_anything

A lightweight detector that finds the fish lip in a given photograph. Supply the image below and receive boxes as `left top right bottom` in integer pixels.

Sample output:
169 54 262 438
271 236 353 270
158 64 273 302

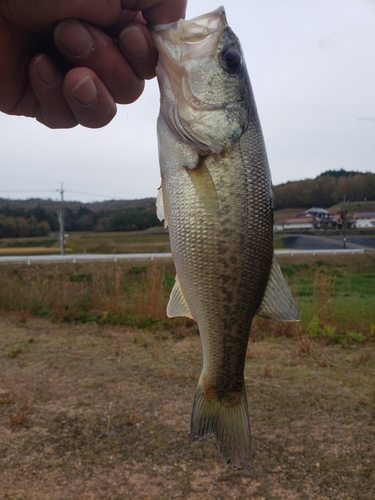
150 6 227 35
150 6 227 61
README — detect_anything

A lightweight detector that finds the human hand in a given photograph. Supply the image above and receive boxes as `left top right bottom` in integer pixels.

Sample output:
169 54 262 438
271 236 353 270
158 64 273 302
0 0 186 128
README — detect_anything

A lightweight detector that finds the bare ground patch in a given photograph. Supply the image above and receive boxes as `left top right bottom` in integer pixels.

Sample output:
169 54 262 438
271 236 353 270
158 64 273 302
0 316 374 499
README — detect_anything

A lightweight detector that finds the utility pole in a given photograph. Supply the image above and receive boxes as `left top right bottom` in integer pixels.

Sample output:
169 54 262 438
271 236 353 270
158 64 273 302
56 183 65 255
342 194 346 250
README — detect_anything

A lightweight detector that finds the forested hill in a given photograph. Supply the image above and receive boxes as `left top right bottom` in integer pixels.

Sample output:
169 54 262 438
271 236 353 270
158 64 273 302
273 170 375 210
0 197 156 212
0 198 160 238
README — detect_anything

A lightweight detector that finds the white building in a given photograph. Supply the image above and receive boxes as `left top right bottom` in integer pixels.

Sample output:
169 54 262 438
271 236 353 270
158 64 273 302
351 212 375 229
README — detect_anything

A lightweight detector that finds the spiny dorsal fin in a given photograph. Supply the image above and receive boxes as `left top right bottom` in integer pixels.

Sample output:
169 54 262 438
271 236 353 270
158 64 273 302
167 275 194 319
185 155 219 218
156 181 168 228
256 255 299 322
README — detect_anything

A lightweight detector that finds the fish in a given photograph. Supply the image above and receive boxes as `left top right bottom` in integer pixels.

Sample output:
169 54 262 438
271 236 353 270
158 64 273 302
151 7 299 473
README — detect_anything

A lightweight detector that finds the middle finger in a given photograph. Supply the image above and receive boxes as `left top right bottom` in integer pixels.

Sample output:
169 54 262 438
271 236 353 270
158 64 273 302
54 19 144 105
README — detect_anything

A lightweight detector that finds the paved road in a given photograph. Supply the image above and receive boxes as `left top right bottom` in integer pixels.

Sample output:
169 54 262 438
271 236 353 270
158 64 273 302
282 234 374 251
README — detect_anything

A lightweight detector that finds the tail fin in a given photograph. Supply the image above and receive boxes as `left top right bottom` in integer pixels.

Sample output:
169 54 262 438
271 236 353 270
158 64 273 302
190 382 251 473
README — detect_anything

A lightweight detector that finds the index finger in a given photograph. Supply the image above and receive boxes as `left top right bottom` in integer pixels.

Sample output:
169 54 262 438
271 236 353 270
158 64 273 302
121 0 187 24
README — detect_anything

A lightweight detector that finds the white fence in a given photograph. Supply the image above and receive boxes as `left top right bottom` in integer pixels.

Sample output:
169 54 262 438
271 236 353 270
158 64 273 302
0 248 365 265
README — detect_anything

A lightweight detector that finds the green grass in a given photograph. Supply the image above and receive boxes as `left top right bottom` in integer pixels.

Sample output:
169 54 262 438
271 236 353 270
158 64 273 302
277 254 375 340
0 253 374 343
65 229 171 254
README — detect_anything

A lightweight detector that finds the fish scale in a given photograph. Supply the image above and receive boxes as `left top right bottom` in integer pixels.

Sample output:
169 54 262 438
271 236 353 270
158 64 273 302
152 7 299 473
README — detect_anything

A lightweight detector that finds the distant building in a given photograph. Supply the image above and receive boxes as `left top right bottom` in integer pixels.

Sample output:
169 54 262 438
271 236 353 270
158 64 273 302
282 216 318 230
351 212 375 229
274 207 340 232
300 207 338 226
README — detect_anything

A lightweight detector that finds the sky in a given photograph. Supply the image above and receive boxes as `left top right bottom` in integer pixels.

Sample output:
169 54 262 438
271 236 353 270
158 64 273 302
1 0 374 203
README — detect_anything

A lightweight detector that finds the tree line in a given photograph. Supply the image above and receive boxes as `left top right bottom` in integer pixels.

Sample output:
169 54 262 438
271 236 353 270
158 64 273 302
273 171 375 210
0 204 160 238
1 170 374 237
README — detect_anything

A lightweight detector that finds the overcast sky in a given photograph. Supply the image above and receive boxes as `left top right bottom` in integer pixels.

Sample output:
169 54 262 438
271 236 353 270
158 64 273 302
1 0 374 203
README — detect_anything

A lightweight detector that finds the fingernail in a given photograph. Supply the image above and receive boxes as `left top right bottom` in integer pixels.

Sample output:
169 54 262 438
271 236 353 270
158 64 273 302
34 55 59 87
120 26 149 59
71 76 98 105
55 20 93 57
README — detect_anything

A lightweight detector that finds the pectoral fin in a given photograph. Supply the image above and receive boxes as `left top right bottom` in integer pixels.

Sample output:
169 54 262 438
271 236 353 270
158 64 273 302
185 156 219 218
167 275 194 319
256 255 299 321
156 181 168 228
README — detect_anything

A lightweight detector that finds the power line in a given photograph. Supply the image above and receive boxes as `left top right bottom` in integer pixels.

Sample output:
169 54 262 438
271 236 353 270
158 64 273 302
0 189 54 193
0 188 111 199
64 190 111 199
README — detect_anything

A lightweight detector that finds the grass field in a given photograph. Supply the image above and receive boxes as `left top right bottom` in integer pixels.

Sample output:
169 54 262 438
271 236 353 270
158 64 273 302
0 229 171 255
0 253 374 338
0 252 374 499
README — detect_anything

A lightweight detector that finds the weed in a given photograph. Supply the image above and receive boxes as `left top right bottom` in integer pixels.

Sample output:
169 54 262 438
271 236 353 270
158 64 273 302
151 347 159 360
129 266 147 275
69 273 93 283
344 331 366 343
125 412 137 426
7 345 24 358
317 355 330 367
7 338 34 358
0 390 15 405
246 344 255 359
262 364 274 378
10 401 32 428
297 336 316 357
306 315 369 345
161 370 172 380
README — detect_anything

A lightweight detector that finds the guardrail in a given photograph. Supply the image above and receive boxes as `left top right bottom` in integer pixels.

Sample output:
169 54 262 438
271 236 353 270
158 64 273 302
275 248 364 256
0 253 173 265
0 248 366 265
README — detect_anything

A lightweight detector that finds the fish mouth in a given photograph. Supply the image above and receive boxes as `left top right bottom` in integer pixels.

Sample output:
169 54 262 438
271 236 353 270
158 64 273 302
151 7 228 111
151 6 227 59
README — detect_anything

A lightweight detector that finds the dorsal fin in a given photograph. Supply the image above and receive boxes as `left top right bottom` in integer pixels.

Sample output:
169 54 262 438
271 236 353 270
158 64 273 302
256 255 299 321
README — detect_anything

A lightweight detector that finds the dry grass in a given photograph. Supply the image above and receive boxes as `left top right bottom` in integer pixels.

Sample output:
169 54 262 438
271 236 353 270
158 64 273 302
0 260 176 326
0 317 374 499
0 247 69 255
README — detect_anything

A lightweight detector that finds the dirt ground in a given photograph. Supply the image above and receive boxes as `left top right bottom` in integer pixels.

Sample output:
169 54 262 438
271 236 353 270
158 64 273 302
0 316 374 500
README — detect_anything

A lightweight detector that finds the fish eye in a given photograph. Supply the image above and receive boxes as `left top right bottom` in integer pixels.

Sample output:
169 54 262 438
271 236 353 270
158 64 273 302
220 48 242 72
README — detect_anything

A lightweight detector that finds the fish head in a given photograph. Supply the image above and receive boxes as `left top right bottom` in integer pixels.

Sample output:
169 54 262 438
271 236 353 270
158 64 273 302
152 7 251 153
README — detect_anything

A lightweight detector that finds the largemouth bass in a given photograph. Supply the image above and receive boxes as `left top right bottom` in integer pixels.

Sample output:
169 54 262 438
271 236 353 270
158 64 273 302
151 7 299 473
